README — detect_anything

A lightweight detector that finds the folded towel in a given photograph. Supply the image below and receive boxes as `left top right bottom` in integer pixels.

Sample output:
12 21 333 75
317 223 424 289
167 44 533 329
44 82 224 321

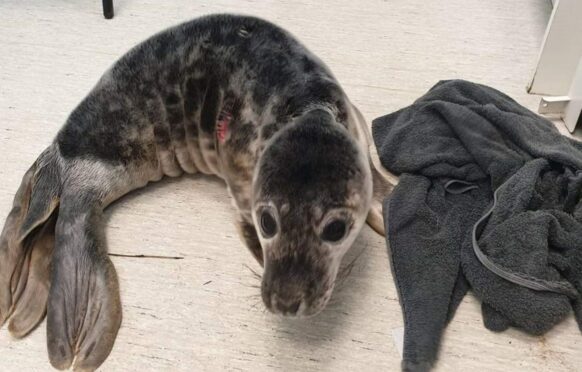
372 80 582 371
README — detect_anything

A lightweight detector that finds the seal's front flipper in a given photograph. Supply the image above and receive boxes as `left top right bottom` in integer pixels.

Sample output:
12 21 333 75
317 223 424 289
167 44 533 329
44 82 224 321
0 147 60 338
366 145 398 236
349 102 398 237
47 193 121 371
235 216 264 266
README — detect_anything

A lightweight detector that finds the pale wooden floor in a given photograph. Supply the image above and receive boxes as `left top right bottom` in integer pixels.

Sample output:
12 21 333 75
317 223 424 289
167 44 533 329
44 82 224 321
0 1 580 371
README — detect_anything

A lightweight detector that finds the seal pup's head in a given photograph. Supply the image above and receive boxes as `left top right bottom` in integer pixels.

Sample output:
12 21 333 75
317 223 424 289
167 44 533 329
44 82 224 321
252 108 373 317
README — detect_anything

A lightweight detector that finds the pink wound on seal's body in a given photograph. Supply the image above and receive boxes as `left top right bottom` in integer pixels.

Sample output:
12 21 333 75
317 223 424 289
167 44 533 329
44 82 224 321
217 111 231 143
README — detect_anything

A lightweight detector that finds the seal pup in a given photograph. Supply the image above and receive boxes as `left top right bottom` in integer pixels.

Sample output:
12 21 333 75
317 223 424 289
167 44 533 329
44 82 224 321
0 14 395 371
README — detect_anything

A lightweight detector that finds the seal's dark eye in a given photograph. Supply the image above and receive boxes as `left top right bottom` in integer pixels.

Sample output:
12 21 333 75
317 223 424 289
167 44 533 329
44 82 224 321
322 220 347 242
260 210 277 238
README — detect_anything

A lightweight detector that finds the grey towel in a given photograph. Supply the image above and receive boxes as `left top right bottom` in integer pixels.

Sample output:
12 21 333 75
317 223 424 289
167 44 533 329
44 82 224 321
372 80 582 371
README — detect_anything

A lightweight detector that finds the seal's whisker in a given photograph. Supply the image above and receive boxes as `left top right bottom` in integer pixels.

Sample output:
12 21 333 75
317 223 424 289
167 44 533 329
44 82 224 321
243 293 262 299
250 298 263 310
240 283 262 289
243 263 262 281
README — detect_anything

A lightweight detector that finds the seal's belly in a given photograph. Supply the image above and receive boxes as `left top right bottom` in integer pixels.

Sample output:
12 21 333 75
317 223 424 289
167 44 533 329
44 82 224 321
146 88 224 180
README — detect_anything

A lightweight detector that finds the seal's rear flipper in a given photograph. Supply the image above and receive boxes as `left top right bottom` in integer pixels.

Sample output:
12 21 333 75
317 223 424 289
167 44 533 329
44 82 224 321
366 145 398 236
0 146 61 337
47 191 122 372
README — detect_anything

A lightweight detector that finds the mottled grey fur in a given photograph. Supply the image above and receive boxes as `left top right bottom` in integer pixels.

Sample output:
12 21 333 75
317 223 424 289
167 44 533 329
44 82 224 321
0 14 393 371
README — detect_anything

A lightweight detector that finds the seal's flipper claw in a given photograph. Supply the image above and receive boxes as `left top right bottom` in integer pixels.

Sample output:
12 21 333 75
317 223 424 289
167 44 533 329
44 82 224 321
47 196 121 372
0 147 60 333
235 216 264 267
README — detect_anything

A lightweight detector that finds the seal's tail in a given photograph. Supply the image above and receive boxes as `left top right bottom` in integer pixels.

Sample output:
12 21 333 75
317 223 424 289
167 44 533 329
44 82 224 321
0 145 61 338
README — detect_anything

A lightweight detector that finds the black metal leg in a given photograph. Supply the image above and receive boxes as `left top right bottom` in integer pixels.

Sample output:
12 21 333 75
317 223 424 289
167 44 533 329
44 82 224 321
103 0 114 19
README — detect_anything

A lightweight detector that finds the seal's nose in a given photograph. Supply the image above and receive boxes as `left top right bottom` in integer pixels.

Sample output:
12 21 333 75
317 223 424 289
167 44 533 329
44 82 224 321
272 293 302 315
261 255 321 317
262 281 305 316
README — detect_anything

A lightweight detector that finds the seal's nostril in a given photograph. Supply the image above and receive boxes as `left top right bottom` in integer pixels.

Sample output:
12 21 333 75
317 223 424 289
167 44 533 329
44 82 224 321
287 300 301 314
273 294 302 315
